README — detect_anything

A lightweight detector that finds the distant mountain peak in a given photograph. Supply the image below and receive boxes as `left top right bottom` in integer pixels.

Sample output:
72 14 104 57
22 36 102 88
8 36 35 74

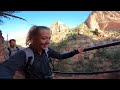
50 21 70 34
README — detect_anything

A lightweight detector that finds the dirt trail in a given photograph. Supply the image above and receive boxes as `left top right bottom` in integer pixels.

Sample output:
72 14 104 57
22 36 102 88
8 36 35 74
53 72 120 79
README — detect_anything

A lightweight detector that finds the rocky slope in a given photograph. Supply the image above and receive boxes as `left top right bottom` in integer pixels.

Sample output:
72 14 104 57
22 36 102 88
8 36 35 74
85 11 120 32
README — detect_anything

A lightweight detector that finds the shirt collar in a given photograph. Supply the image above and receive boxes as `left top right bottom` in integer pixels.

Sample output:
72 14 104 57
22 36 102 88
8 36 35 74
29 44 45 55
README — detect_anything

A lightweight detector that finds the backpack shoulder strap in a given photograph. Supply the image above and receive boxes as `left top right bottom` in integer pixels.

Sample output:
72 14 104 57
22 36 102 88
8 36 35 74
7 47 11 56
44 48 55 71
22 47 34 65
16 46 20 51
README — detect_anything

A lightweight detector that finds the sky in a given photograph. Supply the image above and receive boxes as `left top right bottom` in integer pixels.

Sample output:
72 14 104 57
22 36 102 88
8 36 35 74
0 11 92 40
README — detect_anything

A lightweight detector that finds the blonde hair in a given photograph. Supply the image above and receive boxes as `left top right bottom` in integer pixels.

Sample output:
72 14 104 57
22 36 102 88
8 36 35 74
26 25 50 46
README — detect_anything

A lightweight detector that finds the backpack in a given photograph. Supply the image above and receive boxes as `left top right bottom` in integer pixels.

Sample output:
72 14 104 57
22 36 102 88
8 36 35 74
7 47 20 56
22 47 55 77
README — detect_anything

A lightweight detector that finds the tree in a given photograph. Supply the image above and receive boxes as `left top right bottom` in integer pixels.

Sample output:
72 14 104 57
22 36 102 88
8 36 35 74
0 11 26 24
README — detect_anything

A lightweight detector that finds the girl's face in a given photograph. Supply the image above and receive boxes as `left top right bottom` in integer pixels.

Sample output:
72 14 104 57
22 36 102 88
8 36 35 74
33 29 51 50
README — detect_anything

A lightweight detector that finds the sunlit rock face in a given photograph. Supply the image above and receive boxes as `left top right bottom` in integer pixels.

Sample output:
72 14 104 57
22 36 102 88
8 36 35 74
50 21 70 34
85 11 120 32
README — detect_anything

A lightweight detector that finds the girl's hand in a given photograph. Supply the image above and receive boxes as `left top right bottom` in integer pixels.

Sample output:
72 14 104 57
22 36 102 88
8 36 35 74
78 47 85 57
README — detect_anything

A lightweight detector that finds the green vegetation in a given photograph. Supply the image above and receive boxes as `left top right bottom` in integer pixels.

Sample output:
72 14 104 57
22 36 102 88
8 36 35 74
50 23 120 73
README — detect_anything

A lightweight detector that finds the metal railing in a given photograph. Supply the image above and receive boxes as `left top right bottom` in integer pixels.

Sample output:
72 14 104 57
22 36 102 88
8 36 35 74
53 40 120 75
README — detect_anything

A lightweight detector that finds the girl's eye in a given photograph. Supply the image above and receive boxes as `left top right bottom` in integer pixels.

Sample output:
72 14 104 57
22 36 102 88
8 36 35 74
42 38 47 39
